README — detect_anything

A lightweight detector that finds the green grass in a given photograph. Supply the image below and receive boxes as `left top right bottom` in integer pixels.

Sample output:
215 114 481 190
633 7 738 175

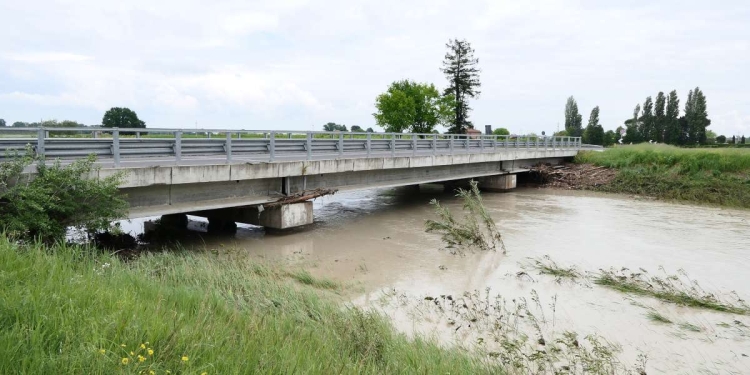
0 237 498 374
646 311 673 324
531 256 581 280
575 144 750 208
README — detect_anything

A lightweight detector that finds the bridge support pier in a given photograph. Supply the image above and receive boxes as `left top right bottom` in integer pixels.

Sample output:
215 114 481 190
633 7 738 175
189 201 314 230
477 174 517 191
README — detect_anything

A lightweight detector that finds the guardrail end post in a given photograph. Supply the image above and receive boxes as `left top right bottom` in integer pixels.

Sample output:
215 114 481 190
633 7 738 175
270 131 276 162
36 128 46 162
113 129 120 167
226 132 232 163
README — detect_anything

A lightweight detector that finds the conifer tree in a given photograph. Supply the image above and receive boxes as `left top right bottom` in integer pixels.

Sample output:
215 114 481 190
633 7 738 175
441 39 481 134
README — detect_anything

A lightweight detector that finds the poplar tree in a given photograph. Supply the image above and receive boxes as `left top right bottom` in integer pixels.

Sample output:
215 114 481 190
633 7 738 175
583 106 604 145
664 90 680 145
687 87 710 144
640 97 654 142
441 39 481 134
624 104 641 143
564 96 583 137
654 92 666 142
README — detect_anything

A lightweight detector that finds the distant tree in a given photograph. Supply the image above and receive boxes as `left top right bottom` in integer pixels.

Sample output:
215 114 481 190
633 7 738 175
492 128 510 136
366 127 374 133
716 135 727 144
373 80 452 133
0 119 5 127
640 97 654 142
12 121 30 127
553 130 568 137
583 106 604 145
731 135 736 144
564 96 583 137
624 104 641 143
603 130 617 146
742 135 746 144
654 92 666 142
678 116 690 144
323 122 347 131
684 87 710 144
664 90 681 145
441 39 481 134
705 130 717 145
102 107 146 129
350 125 364 132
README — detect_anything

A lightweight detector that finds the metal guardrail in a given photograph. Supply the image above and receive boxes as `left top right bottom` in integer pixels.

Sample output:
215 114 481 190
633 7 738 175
0 127 582 167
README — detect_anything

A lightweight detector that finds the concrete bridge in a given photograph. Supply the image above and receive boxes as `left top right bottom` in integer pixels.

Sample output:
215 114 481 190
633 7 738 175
1 127 585 230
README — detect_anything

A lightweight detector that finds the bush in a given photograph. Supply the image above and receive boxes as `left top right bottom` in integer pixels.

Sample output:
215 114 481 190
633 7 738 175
492 128 510 136
0 150 127 243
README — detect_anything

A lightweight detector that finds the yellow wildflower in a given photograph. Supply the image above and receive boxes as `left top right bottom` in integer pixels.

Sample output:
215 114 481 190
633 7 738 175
147 348 154 356
140 343 146 349
98 349 106 355
130 351 135 356
138 355 146 362
166 371 171 374
121 358 129 365
181 355 189 362
201 372 207 375
149 371 155 375
120 343 126 347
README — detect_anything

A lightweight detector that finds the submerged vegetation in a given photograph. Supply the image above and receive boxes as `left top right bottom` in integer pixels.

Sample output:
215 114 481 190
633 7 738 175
530 255 582 282
575 144 750 208
425 180 506 254
0 237 499 374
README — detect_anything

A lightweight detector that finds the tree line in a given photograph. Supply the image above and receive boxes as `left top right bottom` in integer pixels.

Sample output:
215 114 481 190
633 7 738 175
0 107 147 130
623 88 710 145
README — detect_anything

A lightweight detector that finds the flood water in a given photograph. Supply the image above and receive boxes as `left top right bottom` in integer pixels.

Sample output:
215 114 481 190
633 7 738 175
122 186 750 374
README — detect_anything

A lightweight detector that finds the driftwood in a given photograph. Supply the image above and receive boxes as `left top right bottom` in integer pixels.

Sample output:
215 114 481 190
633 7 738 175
531 163 617 189
266 188 338 208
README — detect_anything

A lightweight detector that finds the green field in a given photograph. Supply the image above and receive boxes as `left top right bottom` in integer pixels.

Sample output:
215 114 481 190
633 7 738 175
0 237 496 374
576 144 750 208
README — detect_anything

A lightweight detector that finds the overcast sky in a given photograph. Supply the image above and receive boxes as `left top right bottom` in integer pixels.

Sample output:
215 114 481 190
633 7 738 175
1 0 748 136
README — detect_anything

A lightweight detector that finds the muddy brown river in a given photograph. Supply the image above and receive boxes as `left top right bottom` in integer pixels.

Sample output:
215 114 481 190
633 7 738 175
123 186 750 374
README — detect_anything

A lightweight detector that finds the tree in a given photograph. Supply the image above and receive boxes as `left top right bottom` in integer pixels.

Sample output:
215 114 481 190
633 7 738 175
624 104 641 143
12 121 30 127
684 87 709 144
731 135 736 144
492 128 510 136
350 125 364 132
705 130 717 144
604 130 617 147
640 97 654 142
0 119 5 127
102 107 146 129
373 80 451 133
582 106 604 145
366 127 374 133
664 90 680 145
323 122 347 131
441 39 481 134
716 135 727 144
742 135 746 144
564 96 583 137
654 92 666 142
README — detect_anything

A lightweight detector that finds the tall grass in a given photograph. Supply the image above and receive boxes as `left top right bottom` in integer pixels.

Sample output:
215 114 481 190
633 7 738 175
575 144 750 208
0 237 498 374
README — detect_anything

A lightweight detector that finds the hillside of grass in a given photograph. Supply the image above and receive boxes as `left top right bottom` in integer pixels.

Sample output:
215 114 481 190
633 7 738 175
0 237 497 374
575 144 750 208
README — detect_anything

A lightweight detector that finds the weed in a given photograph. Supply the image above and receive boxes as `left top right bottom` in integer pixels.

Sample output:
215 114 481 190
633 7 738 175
530 255 581 281
646 311 673 324
678 322 702 332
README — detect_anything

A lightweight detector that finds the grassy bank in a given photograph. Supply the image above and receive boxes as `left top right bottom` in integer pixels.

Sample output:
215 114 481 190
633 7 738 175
575 144 750 208
0 237 496 374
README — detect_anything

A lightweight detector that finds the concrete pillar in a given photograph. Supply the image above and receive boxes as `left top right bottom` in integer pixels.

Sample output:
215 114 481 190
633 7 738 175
477 174 517 191
189 201 313 230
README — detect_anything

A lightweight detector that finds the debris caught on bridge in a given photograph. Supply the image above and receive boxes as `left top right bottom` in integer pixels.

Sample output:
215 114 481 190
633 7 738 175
531 163 616 189
266 188 339 208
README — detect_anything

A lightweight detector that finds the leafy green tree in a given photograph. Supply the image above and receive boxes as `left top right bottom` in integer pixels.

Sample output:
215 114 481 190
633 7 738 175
441 39 481 134
654 92 666 142
624 104 641 143
705 130 717 144
664 90 681 145
553 130 568 137
741 135 746 144
492 128 510 136
603 130 617 146
102 107 146 128
323 122 347 131
684 87 710 144
640 97 654 142
0 119 5 127
12 122 30 127
366 127 374 133
373 80 452 133
564 96 583 137
350 125 364 132
1 150 127 243
716 135 726 144
583 106 605 145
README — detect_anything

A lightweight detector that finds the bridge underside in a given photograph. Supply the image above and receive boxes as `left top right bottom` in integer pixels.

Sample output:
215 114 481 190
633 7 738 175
114 152 573 228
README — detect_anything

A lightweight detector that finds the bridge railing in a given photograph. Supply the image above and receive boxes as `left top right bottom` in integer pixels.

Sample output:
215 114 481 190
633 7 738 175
0 127 582 166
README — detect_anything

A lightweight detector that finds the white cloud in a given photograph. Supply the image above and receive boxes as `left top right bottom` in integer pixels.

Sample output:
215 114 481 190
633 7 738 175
3 52 93 63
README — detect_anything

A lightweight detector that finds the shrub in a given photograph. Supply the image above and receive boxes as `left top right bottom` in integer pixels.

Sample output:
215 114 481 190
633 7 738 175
0 149 127 243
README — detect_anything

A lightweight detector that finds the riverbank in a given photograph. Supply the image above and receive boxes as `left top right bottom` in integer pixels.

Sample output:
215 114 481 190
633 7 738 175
0 236 497 374
537 144 750 209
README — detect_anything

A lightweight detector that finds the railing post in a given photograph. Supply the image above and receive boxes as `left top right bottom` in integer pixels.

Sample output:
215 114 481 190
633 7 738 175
338 132 344 158
391 134 396 157
493 135 497 151
432 134 437 155
412 135 417 156
366 132 372 158
136 131 140 139
480 135 485 152
307 132 312 160
113 129 120 167
535 137 539 149
36 128 45 158
225 132 232 163
270 131 276 161
505 136 508 149
450 135 454 154
174 130 182 162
